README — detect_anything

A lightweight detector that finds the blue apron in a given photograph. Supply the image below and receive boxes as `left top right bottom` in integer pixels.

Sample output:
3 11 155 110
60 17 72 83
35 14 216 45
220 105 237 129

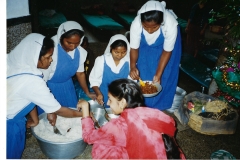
7 73 41 159
137 26 182 110
37 44 80 115
100 56 129 107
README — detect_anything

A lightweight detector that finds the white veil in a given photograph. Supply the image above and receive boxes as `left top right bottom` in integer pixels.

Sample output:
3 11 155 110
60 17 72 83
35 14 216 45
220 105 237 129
104 34 130 57
7 33 45 77
56 21 85 45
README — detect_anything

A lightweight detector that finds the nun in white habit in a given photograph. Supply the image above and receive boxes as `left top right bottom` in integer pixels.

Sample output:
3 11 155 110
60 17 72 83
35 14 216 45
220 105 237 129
129 0 182 110
89 34 131 106
7 33 83 159
38 21 95 115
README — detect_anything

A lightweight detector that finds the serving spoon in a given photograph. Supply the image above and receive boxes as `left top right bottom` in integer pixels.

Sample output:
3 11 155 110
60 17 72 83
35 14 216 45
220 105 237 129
102 103 110 121
90 112 100 129
139 78 145 87
53 126 62 135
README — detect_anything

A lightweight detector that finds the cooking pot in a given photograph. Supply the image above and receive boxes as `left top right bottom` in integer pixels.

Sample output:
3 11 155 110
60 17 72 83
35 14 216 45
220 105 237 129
31 110 87 159
88 100 119 126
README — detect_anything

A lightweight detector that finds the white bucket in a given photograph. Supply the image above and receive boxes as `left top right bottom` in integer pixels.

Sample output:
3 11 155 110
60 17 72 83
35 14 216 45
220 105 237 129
166 87 187 113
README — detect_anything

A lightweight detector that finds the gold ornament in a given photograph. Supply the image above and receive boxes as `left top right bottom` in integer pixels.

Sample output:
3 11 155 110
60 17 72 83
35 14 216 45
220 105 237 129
222 70 240 91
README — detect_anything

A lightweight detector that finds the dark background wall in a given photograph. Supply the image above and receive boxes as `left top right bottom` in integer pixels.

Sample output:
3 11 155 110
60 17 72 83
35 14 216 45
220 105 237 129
31 0 226 29
8 0 226 52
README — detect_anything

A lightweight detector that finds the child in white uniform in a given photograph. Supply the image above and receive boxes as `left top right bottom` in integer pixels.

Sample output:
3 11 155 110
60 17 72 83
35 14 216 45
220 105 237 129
89 34 131 106
38 21 96 115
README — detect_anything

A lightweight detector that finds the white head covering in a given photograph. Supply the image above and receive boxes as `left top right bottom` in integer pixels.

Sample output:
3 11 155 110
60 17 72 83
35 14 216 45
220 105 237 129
41 21 85 81
137 0 167 25
104 34 130 57
7 33 45 77
56 21 85 45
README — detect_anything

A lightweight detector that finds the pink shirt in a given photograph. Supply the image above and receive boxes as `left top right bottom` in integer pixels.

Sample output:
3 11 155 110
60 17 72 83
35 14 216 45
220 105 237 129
82 107 186 159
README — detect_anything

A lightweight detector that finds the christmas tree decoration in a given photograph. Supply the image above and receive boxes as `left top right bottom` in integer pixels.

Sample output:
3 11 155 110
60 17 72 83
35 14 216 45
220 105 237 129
210 0 240 107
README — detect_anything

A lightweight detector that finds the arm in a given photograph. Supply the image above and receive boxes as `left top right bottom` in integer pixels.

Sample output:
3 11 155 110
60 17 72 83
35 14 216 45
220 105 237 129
200 22 208 35
76 72 96 100
78 100 124 148
22 77 83 125
185 19 191 33
129 48 140 80
77 99 90 118
129 16 141 80
54 106 83 117
26 106 39 128
154 50 172 84
200 10 209 35
92 86 104 105
200 7 210 35
47 106 83 126
88 56 104 104
155 14 178 83
185 4 196 33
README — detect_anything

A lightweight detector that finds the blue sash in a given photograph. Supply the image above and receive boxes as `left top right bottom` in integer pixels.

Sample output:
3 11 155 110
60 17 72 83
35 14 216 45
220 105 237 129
137 26 182 110
37 44 80 115
7 73 41 158
100 56 129 107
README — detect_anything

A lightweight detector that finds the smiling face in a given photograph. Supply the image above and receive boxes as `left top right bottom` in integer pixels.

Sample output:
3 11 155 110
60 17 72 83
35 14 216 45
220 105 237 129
142 20 161 34
107 92 127 115
37 48 54 69
111 46 127 62
61 34 81 52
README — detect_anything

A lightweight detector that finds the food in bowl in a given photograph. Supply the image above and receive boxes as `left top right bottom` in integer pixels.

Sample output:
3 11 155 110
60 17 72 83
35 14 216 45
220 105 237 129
33 115 82 142
89 100 119 125
140 81 158 94
31 112 87 159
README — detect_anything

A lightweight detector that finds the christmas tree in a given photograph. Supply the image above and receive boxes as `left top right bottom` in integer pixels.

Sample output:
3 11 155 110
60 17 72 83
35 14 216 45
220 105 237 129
210 0 240 107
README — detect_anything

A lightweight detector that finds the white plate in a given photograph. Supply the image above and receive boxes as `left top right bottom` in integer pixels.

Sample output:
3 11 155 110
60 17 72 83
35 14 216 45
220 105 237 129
138 81 162 97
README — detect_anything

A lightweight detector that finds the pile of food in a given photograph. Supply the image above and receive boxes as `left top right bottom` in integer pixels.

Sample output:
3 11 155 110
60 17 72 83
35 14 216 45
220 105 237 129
140 82 158 94
33 115 82 142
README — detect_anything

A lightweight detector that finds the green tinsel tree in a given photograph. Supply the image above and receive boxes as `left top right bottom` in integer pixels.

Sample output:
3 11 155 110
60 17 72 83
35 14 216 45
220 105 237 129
210 0 240 107
209 0 240 57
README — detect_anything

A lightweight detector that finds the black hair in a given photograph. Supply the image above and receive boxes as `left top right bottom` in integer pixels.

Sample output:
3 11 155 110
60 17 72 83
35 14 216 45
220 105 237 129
141 10 163 24
162 134 181 159
60 29 84 45
110 40 127 53
81 37 89 46
108 78 145 108
81 36 89 48
199 0 207 4
39 37 54 60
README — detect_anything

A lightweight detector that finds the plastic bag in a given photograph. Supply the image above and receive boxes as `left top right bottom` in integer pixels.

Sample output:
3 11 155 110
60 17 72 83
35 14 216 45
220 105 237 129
166 87 186 113
174 91 218 125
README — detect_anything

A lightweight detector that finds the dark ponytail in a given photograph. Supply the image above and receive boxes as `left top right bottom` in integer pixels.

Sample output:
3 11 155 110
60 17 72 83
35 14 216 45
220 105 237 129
108 78 145 108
